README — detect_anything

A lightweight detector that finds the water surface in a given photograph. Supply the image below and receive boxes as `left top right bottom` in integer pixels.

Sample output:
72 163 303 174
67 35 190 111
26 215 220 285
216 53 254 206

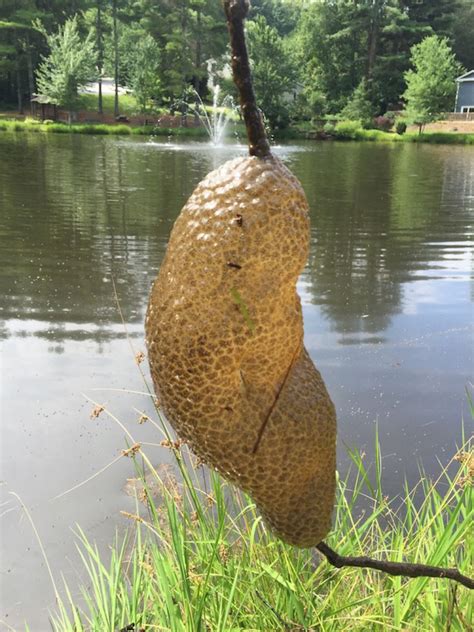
0 134 472 628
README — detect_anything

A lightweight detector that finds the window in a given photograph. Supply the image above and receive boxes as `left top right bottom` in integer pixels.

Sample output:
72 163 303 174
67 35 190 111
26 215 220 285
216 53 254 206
461 106 474 113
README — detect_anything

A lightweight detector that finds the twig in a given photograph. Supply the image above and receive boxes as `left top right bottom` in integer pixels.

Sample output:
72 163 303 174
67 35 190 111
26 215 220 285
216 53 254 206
223 0 271 158
316 541 474 590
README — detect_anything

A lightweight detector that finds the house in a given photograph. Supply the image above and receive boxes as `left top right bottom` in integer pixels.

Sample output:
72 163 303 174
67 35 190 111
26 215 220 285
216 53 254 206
454 70 474 113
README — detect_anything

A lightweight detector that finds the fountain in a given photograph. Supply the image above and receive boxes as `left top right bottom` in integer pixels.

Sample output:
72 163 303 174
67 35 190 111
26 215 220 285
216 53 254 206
186 60 235 146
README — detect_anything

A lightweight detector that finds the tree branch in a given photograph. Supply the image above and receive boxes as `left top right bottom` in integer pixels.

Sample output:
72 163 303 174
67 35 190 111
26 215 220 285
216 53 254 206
316 541 474 590
223 0 271 158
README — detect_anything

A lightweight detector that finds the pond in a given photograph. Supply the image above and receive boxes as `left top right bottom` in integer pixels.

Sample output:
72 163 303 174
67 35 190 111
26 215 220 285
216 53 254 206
0 133 473 628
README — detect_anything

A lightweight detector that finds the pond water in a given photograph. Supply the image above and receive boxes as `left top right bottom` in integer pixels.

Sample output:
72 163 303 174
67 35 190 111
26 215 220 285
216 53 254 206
0 134 473 628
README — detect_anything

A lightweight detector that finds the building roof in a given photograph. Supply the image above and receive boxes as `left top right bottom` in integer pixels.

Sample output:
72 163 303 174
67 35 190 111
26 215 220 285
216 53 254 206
456 70 474 82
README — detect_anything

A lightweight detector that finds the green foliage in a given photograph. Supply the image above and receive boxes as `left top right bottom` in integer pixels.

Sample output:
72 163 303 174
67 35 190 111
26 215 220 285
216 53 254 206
293 1 355 115
249 0 299 36
0 0 470 123
403 35 464 130
128 34 162 113
406 131 474 145
452 0 474 70
35 16 97 115
334 120 368 139
396 120 407 135
339 79 375 128
246 15 296 129
323 121 336 135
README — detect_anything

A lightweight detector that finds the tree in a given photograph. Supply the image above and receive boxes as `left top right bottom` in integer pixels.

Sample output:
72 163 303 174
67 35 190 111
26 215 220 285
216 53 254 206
249 0 299 36
112 0 119 116
293 2 361 115
340 79 374 127
403 35 463 132
129 34 162 112
452 0 474 70
96 0 104 113
401 0 457 39
247 15 296 128
35 15 97 122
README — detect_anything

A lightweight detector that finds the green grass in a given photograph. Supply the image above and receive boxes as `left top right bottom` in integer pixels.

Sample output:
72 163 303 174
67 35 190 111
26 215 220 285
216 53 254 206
77 92 143 116
0 117 211 138
2 115 473 145
328 120 474 145
47 391 473 631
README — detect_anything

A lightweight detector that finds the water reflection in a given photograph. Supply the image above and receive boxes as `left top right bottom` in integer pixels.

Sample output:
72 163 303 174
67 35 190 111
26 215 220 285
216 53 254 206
290 143 472 340
1 136 472 350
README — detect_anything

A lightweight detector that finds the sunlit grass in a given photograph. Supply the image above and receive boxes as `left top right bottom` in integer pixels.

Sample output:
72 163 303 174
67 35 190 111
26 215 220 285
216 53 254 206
77 93 142 115
48 394 473 631
330 121 474 145
0 118 211 138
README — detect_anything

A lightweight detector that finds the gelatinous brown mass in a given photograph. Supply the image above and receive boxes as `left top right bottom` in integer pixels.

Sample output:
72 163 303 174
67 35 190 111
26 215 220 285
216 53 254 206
146 154 337 546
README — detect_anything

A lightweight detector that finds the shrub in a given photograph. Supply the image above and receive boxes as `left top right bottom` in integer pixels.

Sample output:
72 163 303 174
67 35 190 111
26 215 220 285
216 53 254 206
323 122 335 135
373 116 393 132
383 111 397 123
396 121 407 135
334 120 363 139
339 79 374 129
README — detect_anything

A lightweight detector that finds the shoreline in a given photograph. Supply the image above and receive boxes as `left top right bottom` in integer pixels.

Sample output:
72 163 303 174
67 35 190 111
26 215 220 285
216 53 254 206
1 117 474 145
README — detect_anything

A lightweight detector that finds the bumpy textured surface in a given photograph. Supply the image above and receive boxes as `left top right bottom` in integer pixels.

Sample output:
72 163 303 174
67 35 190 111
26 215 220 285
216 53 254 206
146 154 337 547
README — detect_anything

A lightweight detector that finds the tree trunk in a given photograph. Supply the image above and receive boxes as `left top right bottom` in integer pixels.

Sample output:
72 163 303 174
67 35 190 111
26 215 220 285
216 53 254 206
16 56 23 114
113 0 119 118
180 2 188 96
97 0 103 114
366 0 382 82
25 33 35 114
194 7 202 94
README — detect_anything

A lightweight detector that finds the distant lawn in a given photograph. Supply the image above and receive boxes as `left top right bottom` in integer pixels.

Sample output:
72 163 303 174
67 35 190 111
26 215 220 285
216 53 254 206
77 92 141 115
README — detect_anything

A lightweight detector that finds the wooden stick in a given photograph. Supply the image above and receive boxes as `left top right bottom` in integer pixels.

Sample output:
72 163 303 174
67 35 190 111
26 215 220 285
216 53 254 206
316 541 474 590
223 0 271 158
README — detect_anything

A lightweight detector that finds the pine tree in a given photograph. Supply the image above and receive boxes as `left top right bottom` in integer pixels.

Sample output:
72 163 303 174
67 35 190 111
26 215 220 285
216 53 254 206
247 14 296 128
340 79 374 126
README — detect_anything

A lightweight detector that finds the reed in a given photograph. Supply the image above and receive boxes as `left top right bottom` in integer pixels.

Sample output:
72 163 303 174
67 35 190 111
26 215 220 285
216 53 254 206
49 403 473 631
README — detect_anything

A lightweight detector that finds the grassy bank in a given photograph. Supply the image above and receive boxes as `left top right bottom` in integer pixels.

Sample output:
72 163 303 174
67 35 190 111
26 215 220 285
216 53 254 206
331 121 474 145
275 119 474 145
0 117 210 138
47 397 472 631
2 117 474 145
